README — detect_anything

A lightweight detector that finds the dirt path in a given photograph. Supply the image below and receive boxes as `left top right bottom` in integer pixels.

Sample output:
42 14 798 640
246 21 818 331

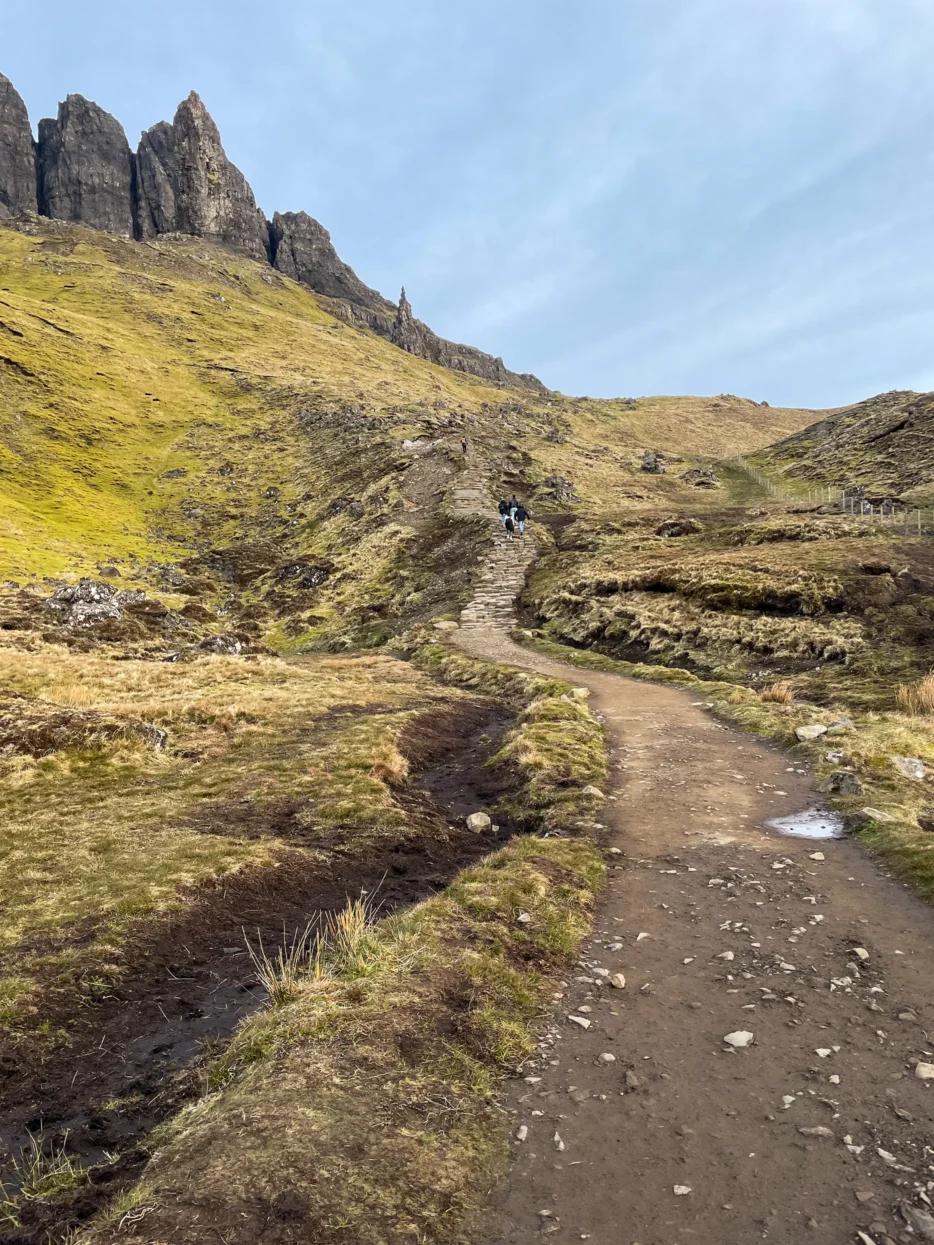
452 514 934 1245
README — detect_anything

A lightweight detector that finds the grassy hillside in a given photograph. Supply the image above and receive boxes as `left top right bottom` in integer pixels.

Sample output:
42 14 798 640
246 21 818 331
751 389 934 505
0 220 816 621
0 214 829 1245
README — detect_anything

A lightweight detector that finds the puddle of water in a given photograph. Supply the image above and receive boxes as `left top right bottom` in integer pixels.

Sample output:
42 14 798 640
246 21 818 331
766 807 845 840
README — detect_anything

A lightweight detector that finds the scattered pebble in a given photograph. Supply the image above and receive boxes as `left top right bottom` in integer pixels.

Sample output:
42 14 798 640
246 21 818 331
809 852 825 861
673 1185 692 1196
609 973 626 989
598 1052 616 1064
515 1125 528 1142
815 1049 832 1058
798 1126 834 1138
723 1031 754 1049
852 947 870 961
914 1061 934 1081
553 1132 565 1152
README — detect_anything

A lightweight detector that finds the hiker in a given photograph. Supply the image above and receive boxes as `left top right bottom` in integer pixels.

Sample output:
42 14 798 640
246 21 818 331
514 501 529 536
461 436 468 455
503 513 515 541
498 498 509 527
508 494 519 520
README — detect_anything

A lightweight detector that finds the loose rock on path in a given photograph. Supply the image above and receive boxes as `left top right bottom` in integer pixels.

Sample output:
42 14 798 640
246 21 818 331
450 492 934 1245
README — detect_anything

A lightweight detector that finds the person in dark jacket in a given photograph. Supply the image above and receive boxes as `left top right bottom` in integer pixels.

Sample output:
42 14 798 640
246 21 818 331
515 502 529 535
498 498 509 527
503 514 515 541
508 494 520 520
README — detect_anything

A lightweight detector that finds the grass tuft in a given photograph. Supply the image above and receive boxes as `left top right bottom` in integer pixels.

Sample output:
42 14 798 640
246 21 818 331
896 673 934 716
759 680 795 704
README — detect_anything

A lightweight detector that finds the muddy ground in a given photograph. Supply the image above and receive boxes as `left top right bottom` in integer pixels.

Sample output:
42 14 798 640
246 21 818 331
0 701 517 1244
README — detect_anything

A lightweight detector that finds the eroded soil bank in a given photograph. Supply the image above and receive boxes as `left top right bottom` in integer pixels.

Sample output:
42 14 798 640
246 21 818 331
453 629 934 1245
0 701 517 1245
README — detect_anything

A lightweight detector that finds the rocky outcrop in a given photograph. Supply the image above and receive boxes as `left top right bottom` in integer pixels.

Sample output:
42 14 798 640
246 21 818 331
388 286 543 390
136 92 268 260
36 95 135 235
0 70 545 390
269 211 393 312
0 73 36 217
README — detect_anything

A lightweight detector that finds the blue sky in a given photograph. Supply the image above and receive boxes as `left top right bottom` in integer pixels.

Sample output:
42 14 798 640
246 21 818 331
3 0 934 408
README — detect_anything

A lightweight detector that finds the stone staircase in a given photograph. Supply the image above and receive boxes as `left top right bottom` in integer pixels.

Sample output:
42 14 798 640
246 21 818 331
450 461 536 634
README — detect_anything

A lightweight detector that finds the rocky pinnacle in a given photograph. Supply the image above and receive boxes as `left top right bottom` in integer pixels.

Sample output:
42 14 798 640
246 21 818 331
137 92 268 261
37 95 135 235
0 72 36 217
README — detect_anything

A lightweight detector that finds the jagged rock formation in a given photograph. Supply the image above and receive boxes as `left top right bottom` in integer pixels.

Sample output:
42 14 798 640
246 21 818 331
269 211 393 312
137 92 268 260
0 70 544 389
0 73 36 217
389 286 542 388
36 95 135 235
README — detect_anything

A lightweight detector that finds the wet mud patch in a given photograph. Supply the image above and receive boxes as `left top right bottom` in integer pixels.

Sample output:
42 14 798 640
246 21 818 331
0 702 520 1245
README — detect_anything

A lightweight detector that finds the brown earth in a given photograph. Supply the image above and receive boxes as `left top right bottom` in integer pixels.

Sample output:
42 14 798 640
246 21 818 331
0 701 518 1245
454 540 934 1245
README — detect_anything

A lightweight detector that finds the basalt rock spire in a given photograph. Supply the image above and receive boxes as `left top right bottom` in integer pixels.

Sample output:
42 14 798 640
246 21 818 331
36 95 135 235
136 92 269 261
0 73 36 217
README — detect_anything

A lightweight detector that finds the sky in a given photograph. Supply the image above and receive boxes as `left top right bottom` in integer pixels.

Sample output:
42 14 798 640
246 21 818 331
3 0 934 408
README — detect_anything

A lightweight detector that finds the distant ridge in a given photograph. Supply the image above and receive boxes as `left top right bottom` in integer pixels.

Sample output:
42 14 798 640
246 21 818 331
0 72 544 391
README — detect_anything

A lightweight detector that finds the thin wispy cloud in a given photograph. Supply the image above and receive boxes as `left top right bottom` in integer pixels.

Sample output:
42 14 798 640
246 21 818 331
3 0 933 407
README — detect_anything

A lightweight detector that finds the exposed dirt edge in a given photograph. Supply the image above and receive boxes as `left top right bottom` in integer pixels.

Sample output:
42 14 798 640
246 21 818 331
75 652 607 1245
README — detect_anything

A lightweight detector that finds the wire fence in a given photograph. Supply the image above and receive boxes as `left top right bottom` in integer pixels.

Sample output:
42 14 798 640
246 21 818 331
730 456 933 534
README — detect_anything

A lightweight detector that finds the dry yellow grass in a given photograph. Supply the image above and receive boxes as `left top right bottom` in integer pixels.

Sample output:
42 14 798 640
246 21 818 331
896 673 934 716
759 680 795 704
0 639 464 1027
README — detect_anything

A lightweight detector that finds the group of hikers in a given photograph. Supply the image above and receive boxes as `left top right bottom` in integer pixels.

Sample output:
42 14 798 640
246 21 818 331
498 495 529 540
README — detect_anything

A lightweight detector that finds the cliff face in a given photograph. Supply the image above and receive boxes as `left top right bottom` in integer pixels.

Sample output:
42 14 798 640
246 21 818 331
270 210 394 313
36 95 135 235
137 92 268 260
0 73 36 217
0 71 544 390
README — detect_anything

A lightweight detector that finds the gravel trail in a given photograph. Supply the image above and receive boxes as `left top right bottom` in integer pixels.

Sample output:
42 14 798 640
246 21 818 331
453 508 934 1245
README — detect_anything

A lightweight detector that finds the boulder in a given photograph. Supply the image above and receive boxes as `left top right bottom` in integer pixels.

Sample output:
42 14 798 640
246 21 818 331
136 92 269 260
0 73 37 217
44 579 122 627
195 634 242 655
795 724 829 742
849 806 900 830
819 770 863 796
890 756 926 781
680 468 720 488
641 450 666 474
581 785 605 799
466 811 492 833
37 95 135 234
656 518 702 538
